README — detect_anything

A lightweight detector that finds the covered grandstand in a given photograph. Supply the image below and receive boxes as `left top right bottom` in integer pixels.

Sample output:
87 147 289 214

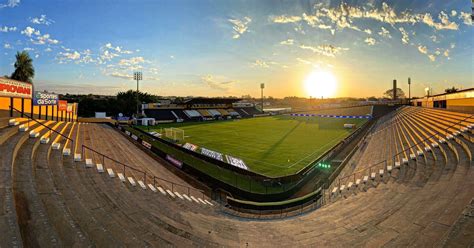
142 98 262 123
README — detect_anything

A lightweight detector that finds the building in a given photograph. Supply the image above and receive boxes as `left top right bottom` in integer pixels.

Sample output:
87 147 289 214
410 88 474 113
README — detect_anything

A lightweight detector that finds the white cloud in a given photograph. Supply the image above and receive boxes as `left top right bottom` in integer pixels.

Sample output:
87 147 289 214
0 26 17 32
252 59 270 68
417 45 428 54
170 55 175 59
106 43 130 53
201 75 234 91
428 54 436 62
270 15 302 23
280 39 294 45
0 0 20 8
459 12 473 26
118 56 147 66
32 33 59 45
4 43 12 49
378 27 391 38
364 37 376 45
430 35 438 42
45 47 52 52
299 44 348 57
450 10 457 17
450 43 455 49
228 16 251 39
23 47 34 51
108 72 133 80
34 54 39 58
398 27 409 44
30 14 54 25
271 2 464 34
62 51 81 60
364 29 372 34
21 26 38 37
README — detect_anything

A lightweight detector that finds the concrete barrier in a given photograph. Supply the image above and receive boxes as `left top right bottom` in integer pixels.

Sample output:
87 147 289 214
138 180 147 190
174 191 184 200
183 194 192 202
148 184 157 192
117 173 126 182
96 164 104 173
157 186 166 195
107 168 115 178
74 153 82 162
165 189 176 198
127 177 136 186
63 148 71 156
85 159 93 168
40 137 50 144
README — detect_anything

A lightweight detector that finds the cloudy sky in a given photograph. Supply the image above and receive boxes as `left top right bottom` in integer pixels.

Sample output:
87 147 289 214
0 0 472 98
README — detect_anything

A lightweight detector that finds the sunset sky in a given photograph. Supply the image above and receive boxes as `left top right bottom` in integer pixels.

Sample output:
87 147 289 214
0 0 473 98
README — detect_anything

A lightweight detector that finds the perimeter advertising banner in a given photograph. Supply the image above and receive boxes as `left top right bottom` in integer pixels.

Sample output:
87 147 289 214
58 100 68 111
33 91 59 105
0 78 32 99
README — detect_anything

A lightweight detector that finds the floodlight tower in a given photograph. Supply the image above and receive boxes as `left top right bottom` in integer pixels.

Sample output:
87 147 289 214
133 71 143 117
408 77 411 104
260 83 265 112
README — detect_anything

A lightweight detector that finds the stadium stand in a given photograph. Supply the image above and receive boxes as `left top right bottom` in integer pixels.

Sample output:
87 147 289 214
0 104 472 246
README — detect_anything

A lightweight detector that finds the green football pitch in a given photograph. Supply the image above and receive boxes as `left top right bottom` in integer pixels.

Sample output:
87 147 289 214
141 115 367 177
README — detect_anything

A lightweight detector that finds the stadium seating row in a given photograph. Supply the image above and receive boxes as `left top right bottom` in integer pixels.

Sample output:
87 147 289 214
0 105 473 246
329 106 473 202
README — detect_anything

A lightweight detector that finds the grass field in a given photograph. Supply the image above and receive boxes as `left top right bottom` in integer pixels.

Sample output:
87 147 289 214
140 115 367 177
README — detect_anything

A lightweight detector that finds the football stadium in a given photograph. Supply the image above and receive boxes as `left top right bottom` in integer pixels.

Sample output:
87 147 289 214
1 1 474 247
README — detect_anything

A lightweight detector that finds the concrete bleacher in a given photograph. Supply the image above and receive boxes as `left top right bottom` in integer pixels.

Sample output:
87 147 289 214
0 105 473 247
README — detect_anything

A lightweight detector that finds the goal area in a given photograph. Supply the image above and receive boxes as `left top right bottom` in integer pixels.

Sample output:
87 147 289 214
164 128 185 142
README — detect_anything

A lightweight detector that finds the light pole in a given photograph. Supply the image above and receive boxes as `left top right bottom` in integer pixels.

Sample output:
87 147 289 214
133 71 142 117
408 77 411 105
260 83 265 112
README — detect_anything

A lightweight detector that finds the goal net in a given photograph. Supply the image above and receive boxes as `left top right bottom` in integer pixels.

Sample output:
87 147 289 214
164 128 185 142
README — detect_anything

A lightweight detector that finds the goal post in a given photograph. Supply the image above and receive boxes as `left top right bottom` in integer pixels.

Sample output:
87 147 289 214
164 127 184 142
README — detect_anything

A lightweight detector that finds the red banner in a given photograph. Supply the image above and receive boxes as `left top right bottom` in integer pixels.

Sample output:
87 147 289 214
58 100 68 111
0 77 32 99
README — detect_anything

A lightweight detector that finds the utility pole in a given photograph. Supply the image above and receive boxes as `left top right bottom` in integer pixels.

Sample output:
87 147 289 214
260 83 265 113
133 71 142 117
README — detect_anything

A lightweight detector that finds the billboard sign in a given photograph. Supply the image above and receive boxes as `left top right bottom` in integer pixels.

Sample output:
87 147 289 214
0 78 32 99
33 91 58 105
58 100 68 111
66 103 73 113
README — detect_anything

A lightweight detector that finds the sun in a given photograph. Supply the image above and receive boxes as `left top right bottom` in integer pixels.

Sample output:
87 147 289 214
304 70 337 98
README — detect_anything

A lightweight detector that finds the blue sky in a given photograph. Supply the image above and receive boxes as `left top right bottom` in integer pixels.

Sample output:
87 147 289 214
0 0 473 98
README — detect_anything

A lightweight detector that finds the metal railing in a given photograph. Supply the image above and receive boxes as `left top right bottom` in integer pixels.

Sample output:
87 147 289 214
11 106 74 149
82 144 207 200
328 109 474 193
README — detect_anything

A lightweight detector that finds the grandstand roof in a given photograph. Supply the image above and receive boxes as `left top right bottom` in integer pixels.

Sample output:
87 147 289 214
183 97 242 104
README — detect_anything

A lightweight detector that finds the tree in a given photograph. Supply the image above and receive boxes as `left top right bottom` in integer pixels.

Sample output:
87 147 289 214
10 51 35 83
383 88 405 99
444 87 458 94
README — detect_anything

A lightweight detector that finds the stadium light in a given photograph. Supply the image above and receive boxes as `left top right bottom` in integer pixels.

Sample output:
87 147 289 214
260 83 265 112
133 71 143 117
408 77 411 104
